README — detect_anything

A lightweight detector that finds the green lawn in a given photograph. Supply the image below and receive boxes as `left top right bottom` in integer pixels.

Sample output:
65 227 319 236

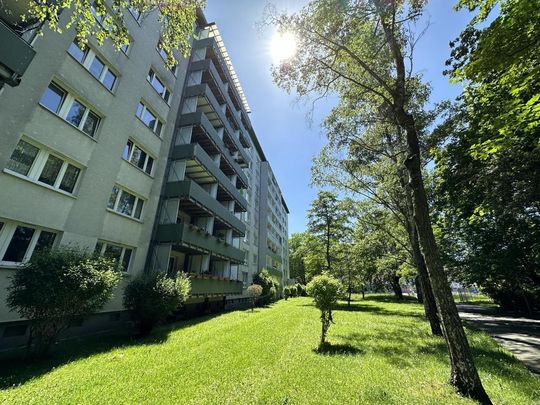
1 296 538 404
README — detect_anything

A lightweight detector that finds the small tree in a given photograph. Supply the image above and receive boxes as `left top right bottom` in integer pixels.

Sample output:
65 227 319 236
295 284 303 297
123 272 190 336
7 248 120 356
284 286 291 300
253 269 280 304
247 284 263 311
306 273 343 348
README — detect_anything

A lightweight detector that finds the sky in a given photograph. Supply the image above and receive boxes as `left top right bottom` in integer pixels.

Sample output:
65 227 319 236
204 0 474 236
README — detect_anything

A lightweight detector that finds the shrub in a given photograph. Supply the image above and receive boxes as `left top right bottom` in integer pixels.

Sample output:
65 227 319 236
284 286 291 300
296 284 304 297
7 248 121 356
247 284 263 311
289 285 298 298
253 269 280 304
123 272 190 336
306 273 343 348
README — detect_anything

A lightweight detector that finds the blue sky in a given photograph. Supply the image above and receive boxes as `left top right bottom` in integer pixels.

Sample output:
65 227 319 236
205 0 473 236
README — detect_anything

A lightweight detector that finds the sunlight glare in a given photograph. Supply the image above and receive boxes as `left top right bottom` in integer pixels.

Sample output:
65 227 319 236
271 31 298 63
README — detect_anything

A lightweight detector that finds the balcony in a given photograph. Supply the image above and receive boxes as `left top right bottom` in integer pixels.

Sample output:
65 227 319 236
184 83 250 167
266 267 283 281
165 179 246 237
189 275 243 296
171 143 248 212
179 111 248 189
0 19 36 87
157 222 246 264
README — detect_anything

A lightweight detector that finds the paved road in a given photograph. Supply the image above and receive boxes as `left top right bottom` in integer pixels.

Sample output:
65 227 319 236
458 304 540 374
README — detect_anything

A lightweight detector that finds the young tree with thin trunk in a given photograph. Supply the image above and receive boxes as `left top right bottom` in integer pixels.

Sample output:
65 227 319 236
267 1 490 401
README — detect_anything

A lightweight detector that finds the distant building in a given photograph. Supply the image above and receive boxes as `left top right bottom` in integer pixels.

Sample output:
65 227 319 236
0 7 289 345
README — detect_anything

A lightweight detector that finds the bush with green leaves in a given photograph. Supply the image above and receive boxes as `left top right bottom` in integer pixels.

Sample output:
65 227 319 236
7 248 121 356
247 284 263 311
289 285 298 298
253 269 280 304
123 272 190 336
296 284 304 297
283 286 291 300
306 273 343 348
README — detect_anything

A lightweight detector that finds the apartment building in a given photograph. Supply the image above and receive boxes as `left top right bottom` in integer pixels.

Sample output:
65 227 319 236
0 7 289 343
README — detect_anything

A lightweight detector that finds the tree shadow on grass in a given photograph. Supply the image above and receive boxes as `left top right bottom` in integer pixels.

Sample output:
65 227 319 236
0 313 217 390
314 342 365 356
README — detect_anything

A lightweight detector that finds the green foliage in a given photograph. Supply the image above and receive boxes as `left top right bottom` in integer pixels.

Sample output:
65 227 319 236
306 273 343 347
123 272 190 336
7 248 120 355
23 0 204 67
253 269 280 304
436 0 540 313
289 285 298 298
283 286 291 300
295 284 304 297
247 284 263 311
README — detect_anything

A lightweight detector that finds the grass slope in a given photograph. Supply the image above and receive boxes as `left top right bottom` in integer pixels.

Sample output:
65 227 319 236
1 296 538 404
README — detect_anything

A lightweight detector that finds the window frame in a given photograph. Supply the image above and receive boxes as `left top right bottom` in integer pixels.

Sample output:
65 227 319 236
0 220 58 266
107 185 145 220
147 68 171 103
4 138 82 196
40 82 102 138
94 240 134 272
67 41 118 92
135 101 163 136
122 139 155 176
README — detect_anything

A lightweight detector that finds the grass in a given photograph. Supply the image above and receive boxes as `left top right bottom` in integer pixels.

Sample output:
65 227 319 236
1 295 539 404
453 293 497 307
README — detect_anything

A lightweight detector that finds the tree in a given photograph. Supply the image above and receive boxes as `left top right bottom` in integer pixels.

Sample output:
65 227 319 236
7 248 120 356
288 232 326 282
434 0 540 313
123 272 190 336
268 1 490 401
247 284 263 311
307 191 350 273
17 0 204 67
306 273 342 349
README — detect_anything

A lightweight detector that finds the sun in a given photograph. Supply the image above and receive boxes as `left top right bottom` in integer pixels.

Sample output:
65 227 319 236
270 31 297 63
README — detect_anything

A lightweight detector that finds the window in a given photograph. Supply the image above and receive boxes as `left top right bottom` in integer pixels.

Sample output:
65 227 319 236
107 185 144 220
0 221 57 264
67 41 118 91
40 83 65 113
129 4 141 21
147 69 171 103
123 139 155 175
40 82 101 137
157 41 178 75
5 139 82 195
121 42 130 55
135 102 162 136
94 240 134 272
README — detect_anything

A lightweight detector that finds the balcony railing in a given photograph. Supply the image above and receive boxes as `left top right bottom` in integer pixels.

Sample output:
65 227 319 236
179 111 248 188
157 222 246 264
189 275 244 296
171 143 248 211
0 19 36 86
165 179 246 236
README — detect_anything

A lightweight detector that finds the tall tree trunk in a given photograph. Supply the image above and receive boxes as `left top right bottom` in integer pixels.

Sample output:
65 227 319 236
415 276 423 303
391 274 403 300
400 111 490 404
411 223 443 336
373 2 490 400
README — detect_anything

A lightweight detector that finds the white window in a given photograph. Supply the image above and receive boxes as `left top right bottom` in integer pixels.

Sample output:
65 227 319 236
147 68 171 103
40 82 101 137
123 139 155 175
5 139 82 195
68 41 118 91
135 101 163 136
95 240 134 272
0 220 57 265
107 185 145 220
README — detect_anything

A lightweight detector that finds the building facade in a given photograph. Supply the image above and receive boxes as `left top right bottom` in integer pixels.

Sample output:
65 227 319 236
0 8 289 344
